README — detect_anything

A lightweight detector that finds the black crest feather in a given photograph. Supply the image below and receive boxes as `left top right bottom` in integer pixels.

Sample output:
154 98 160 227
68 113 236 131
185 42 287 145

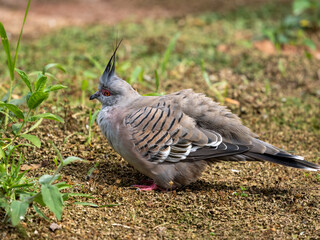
103 40 123 78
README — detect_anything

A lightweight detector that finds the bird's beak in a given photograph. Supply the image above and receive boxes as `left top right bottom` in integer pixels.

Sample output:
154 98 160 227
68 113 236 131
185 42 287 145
90 91 100 100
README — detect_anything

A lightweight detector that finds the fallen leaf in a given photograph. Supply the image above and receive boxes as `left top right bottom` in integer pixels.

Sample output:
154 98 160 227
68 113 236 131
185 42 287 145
282 44 299 55
20 164 42 171
49 223 62 232
217 44 228 53
225 97 240 106
311 50 320 60
253 40 276 55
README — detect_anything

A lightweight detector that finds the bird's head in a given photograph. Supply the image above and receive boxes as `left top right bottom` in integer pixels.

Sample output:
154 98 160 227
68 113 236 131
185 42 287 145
89 41 139 107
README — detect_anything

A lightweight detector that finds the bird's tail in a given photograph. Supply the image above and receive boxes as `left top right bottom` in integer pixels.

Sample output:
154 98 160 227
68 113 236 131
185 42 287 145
245 152 320 171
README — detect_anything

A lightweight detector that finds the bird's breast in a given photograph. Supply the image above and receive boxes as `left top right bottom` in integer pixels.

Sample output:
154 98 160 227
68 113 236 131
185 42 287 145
97 106 121 147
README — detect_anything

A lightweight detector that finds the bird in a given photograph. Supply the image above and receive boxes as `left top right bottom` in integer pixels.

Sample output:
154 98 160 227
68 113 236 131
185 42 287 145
90 43 320 191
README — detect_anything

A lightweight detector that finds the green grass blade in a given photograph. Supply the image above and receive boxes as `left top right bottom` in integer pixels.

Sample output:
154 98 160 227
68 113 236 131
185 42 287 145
0 22 14 80
42 63 66 74
73 202 99 207
13 0 31 68
201 59 212 88
89 110 100 127
160 33 180 74
129 66 143 84
33 204 50 221
154 70 160 93
85 54 104 72
23 118 43 134
50 141 64 162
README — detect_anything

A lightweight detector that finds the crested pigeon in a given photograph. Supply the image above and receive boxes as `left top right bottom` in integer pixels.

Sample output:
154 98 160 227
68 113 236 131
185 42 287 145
90 44 320 191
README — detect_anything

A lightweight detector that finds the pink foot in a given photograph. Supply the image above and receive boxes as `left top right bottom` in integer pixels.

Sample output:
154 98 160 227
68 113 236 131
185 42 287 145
132 183 159 191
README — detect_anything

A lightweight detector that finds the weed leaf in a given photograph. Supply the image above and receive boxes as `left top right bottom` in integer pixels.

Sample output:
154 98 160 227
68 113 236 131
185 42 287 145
27 92 49 109
0 102 24 119
16 68 33 93
34 194 45 207
33 204 50 221
44 84 67 93
10 200 29 226
54 182 72 190
293 0 311 15
63 156 87 167
303 38 316 50
24 118 43 134
35 74 47 92
39 174 60 185
29 113 64 123
20 134 41 148
41 184 63 220
43 63 66 74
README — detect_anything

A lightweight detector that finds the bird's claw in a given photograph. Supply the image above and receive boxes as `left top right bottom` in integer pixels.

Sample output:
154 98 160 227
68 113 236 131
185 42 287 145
132 183 159 191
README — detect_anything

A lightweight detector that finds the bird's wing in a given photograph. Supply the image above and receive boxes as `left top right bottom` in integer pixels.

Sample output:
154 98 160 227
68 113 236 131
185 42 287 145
124 91 320 171
124 99 250 163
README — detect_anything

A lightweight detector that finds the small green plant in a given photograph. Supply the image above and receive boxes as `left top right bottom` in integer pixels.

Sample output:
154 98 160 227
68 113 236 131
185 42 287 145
143 70 163 96
0 0 87 227
160 33 180 75
201 59 228 103
293 0 320 30
263 0 319 49
86 109 100 145
0 0 67 153
232 186 248 197
128 66 144 85
239 186 248 197
277 59 287 77
0 141 87 226
81 79 89 106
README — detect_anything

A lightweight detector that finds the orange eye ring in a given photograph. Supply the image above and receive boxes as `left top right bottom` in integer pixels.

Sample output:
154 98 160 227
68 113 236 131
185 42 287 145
102 89 111 96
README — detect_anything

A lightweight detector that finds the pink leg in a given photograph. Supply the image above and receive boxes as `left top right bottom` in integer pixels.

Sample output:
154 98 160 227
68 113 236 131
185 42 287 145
132 182 159 191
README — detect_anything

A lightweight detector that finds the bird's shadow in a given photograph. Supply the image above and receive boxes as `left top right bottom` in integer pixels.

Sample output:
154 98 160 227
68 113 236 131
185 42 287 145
185 180 291 196
85 160 303 202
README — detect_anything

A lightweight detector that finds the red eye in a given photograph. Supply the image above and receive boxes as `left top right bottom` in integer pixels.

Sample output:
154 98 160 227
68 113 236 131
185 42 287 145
102 89 111 96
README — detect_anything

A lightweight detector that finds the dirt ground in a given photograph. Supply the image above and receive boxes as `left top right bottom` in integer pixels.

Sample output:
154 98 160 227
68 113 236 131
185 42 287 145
0 0 320 239
1 55 320 239
0 0 291 37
